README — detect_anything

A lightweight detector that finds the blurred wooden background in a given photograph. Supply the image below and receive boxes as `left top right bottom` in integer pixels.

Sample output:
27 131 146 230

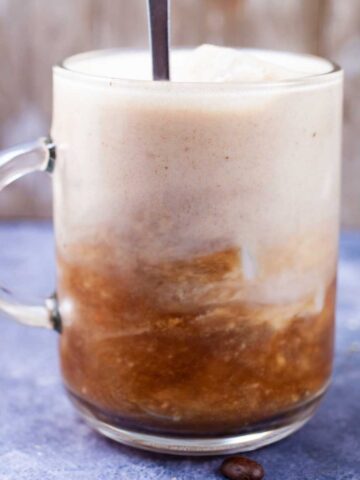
0 0 359 227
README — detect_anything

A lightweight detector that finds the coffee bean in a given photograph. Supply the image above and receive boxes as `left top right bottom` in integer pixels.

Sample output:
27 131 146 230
220 456 265 480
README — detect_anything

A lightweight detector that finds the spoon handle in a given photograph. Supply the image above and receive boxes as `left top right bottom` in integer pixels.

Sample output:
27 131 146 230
148 0 170 80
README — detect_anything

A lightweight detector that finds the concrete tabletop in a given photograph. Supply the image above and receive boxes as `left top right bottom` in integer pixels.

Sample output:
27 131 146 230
0 222 359 480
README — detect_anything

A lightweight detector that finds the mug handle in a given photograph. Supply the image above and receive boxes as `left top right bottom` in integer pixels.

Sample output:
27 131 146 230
0 137 60 331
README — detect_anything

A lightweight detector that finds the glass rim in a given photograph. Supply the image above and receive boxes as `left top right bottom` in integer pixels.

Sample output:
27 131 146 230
54 48 343 92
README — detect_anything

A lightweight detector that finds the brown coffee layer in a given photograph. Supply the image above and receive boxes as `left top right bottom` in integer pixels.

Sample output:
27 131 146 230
59 246 335 435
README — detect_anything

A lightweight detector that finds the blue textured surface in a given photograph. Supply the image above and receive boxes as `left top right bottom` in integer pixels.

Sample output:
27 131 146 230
0 222 359 480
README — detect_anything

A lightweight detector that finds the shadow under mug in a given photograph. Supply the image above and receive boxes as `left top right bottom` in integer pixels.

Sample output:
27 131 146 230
0 49 343 455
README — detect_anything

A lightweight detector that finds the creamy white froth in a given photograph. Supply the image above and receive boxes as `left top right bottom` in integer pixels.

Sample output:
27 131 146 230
63 45 334 83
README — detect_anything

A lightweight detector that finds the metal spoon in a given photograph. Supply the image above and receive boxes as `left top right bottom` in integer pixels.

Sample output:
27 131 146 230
147 0 170 80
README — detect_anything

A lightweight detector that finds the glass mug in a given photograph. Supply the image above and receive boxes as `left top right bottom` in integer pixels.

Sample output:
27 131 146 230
0 49 343 455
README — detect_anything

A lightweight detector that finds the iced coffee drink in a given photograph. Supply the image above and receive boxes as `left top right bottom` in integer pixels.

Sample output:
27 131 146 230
52 46 342 448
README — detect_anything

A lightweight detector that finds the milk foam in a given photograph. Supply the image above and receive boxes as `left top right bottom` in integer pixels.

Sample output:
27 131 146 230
53 47 342 311
63 45 335 83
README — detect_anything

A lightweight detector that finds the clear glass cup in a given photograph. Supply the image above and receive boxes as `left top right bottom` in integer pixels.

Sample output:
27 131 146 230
0 49 343 455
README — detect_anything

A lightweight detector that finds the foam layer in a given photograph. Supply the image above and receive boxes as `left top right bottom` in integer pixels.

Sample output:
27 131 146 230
52 47 342 312
63 45 335 83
